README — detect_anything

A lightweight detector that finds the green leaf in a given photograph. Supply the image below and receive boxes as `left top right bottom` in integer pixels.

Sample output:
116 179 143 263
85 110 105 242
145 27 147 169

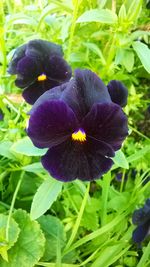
10 137 47 156
83 42 106 65
0 210 45 267
6 14 37 26
76 9 117 24
30 178 63 220
132 41 150 73
0 141 15 159
108 193 130 212
122 50 134 72
0 214 20 261
127 145 150 163
127 0 142 21
38 215 66 261
60 16 71 42
113 150 129 169
91 242 130 267
22 162 44 173
118 4 127 23
98 0 107 9
82 212 99 231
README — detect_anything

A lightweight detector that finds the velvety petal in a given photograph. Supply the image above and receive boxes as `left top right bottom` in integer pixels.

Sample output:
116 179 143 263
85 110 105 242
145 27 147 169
41 138 113 182
15 56 41 88
27 100 78 148
8 44 26 74
82 102 128 151
29 83 66 109
26 39 63 60
22 79 60 105
107 80 128 107
45 55 72 82
132 222 150 243
61 69 111 121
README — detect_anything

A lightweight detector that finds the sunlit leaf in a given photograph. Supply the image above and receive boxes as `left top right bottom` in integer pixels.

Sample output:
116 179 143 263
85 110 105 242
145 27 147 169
77 9 117 24
132 41 150 73
113 150 129 169
10 137 47 156
22 162 44 173
30 178 63 220
0 141 15 159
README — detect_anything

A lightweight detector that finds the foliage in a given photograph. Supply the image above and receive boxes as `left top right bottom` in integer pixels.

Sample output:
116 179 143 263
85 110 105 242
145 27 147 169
0 0 150 266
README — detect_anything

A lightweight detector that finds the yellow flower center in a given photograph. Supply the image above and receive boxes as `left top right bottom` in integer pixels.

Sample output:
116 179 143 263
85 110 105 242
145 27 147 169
72 129 86 142
37 74 47 81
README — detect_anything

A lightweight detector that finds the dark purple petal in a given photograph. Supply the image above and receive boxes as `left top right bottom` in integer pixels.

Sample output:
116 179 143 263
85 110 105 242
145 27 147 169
107 80 128 107
132 208 145 225
82 102 128 151
22 79 60 105
132 222 150 243
8 44 26 74
41 139 113 182
60 69 111 121
132 199 150 226
45 55 72 82
144 199 150 211
26 39 63 60
29 82 68 110
15 56 41 88
27 100 78 148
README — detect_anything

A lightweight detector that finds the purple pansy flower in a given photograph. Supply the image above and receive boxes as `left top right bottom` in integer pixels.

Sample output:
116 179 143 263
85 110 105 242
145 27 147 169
8 39 72 104
132 199 150 244
27 69 128 182
107 80 128 107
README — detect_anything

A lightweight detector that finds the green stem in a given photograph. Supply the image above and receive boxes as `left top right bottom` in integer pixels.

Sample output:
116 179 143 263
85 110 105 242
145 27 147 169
5 172 24 242
66 0 80 60
0 2 7 77
120 169 126 192
101 172 111 226
129 125 150 141
64 182 90 252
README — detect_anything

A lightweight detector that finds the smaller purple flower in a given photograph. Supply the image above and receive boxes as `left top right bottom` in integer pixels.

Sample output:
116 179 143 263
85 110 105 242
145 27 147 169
132 199 150 244
107 80 128 107
0 109 4 120
116 172 128 182
8 39 72 105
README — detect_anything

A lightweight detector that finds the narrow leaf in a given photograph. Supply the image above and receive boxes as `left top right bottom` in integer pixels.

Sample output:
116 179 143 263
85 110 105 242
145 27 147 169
132 41 150 73
30 178 63 220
